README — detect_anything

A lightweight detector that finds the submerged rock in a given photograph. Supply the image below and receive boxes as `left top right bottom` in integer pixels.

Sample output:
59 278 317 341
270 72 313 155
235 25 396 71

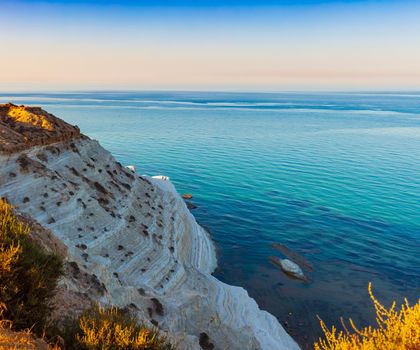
186 201 198 210
272 242 314 272
182 193 193 199
269 256 307 281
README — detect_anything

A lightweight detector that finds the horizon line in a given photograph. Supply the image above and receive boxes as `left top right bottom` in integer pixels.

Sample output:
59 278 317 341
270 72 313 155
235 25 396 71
2 89 420 95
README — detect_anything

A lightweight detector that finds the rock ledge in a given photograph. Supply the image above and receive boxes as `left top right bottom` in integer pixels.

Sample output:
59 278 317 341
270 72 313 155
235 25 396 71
0 103 80 154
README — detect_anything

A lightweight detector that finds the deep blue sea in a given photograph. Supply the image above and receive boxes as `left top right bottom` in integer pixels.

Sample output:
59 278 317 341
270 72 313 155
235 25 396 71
3 91 420 348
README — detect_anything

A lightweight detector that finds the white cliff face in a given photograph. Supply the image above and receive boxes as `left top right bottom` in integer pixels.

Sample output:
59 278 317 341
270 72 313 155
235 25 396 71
0 137 299 350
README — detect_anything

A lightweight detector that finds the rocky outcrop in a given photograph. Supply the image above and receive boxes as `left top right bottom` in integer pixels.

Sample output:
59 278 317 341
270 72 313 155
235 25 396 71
0 105 299 350
0 103 80 154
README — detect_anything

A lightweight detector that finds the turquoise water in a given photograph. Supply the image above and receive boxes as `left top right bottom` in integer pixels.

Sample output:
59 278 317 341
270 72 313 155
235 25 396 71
3 92 420 348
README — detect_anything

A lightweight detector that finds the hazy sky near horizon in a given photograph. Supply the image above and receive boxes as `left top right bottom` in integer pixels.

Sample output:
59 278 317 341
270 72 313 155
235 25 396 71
1 0 420 91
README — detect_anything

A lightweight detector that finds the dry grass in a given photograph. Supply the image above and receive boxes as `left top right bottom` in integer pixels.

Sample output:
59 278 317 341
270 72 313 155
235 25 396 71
0 323 40 350
314 283 420 350
0 303 60 350
73 305 174 350
0 199 27 271
7 105 54 131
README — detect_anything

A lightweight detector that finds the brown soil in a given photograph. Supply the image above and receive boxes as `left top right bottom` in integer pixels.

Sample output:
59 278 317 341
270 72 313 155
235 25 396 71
0 103 81 154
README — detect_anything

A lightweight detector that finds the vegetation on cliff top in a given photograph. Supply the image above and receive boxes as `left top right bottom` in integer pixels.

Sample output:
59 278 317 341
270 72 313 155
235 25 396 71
314 283 420 350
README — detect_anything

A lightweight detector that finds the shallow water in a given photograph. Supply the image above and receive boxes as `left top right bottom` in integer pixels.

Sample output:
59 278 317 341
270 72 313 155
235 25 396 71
3 91 420 348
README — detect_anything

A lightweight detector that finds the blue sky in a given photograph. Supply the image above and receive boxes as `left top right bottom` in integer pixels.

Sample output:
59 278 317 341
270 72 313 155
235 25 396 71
7 0 381 5
1 0 420 91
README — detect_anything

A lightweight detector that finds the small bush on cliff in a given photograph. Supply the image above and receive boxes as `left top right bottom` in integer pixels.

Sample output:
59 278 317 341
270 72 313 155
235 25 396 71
0 198 63 334
67 305 174 350
314 283 420 350
0 303 61 349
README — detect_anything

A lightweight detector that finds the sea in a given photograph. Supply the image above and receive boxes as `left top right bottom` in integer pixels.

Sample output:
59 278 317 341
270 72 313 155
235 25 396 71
2 91 420 348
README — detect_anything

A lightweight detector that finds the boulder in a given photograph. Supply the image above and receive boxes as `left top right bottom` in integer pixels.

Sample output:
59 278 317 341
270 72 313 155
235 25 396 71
269 256 307 281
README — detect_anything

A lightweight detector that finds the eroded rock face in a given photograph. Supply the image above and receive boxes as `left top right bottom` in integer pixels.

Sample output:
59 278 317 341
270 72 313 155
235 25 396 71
0 106 300 350
0 103 80 154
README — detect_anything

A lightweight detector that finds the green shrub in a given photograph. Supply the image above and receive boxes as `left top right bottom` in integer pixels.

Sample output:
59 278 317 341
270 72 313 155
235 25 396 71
0 198 63 334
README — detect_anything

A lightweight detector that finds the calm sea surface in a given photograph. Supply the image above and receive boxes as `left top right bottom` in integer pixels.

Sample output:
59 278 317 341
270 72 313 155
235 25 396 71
3 92 420 348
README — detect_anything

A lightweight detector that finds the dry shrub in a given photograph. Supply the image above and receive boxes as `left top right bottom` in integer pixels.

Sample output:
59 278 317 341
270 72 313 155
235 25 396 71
72 305 174 350
314 282 420 350
0 302 59 349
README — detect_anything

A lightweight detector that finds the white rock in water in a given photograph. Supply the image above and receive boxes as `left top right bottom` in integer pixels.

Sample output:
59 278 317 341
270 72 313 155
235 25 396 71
125 165 136 172
152 175 170 181
279 259 305 280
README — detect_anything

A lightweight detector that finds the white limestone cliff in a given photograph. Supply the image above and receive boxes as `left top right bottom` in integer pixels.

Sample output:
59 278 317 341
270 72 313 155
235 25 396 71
0 129 299 350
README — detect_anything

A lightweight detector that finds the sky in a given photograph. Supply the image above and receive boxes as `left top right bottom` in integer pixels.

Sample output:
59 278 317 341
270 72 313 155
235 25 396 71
1 0 420 91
